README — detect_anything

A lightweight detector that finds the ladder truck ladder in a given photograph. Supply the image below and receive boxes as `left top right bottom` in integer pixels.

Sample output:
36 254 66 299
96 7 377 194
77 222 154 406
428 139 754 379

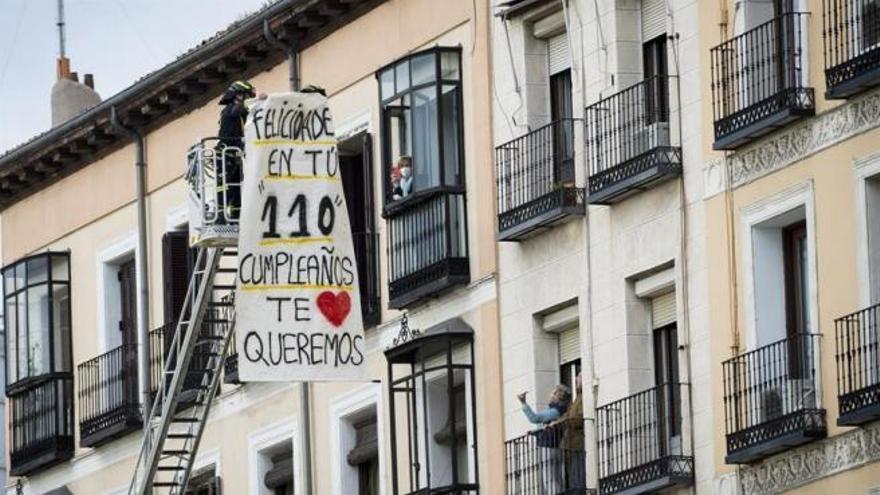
129 246 237 494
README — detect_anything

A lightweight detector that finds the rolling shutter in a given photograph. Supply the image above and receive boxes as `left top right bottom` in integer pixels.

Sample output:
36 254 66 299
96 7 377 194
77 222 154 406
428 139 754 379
651 291 676 329
558 326 581 364
642 0 666 42
548 33 570 75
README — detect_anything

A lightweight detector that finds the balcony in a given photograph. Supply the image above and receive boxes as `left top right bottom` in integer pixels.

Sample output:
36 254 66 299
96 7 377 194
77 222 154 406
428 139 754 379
495 119 584 240
711 12 815 150
584 76 681 205
835 302 880 425
823 0 880 98
8 374 74 476
723 333 826 464
224 328 240 384
596 383 694 495
386 191 469 309
77 344 142 447
504 418 588 495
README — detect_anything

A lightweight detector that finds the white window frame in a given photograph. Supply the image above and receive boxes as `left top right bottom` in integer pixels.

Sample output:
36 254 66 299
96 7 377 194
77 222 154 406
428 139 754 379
854 151 880 307
248 419 299 495
95 232 140 354
740 181 818 349
330 383 385 495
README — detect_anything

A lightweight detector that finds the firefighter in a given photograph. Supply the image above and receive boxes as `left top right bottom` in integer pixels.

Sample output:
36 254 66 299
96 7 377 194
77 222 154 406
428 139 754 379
216 80 259 223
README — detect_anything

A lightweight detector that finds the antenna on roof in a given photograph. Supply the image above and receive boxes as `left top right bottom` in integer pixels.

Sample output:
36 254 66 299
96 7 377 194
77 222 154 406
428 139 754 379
57 0 66 58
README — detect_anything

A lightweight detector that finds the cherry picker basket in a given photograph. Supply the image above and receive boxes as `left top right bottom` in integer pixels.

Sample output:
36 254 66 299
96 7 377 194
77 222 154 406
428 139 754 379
186 138 242 247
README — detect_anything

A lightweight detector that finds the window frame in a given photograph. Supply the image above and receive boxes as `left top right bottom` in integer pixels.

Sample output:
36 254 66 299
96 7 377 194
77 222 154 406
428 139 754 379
3 251 72 393
377 46 466 214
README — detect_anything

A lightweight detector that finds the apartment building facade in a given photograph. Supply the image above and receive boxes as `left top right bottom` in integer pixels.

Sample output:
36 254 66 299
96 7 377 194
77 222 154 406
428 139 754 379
703 0 880 494
0 0 504 493
491 0 713 494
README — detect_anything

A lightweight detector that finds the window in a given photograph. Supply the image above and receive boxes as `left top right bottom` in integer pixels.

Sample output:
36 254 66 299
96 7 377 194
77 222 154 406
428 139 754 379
864 173 880 302
643 35 669 124
162 230 195 326
379 48 464 205
187 465 222 495
347 415 380 495
3 252 72 387
863 0 880 49
385 319 478 494
262 440 294 495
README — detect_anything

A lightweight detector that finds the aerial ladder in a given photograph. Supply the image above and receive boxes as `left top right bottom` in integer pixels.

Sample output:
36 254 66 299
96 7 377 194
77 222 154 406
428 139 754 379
129 140 242 494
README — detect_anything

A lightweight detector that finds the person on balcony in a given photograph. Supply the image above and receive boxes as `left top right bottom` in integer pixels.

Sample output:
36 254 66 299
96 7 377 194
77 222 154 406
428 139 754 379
518 385 571 494
553 373 585 491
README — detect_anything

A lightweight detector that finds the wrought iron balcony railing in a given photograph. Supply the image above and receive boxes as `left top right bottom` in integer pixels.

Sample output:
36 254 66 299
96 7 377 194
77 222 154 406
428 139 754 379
835 302 880 425
585 76 681 204
596 383 693 495
495 119 584 240
224 327 240 384
386 190 469 309
711 12 815 150
77 344 142 447
722 333 826 464
823 0 880 98
8 373 74 476
504 418 588 495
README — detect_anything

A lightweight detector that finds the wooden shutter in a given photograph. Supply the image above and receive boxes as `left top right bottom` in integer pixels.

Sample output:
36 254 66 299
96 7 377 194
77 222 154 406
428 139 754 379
162 230 192 325
118 259 137 345
548 33 570 75
347 416 379 466
642 0 666 42
651 291 676 329
558 325 580 364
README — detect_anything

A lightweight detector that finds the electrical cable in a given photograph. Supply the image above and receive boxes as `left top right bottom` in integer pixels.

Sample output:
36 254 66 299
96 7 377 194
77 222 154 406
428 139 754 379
0 0 28 91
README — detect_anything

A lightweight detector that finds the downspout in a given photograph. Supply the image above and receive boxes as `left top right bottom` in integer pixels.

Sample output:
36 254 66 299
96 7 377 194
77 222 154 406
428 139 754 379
110 106 151 434
262 19 312 494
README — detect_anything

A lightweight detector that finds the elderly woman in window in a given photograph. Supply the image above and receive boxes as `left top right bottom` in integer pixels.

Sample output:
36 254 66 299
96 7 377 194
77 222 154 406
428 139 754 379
391 156 414 201
518 385 571 494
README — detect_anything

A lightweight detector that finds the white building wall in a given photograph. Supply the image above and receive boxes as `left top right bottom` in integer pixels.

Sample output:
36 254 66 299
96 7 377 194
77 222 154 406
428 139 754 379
493 0 713 491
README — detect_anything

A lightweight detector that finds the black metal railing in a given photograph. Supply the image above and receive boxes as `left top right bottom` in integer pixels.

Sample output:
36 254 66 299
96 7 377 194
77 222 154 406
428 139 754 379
8 374 75 476
823 0 880 97
585 76 681 203
596 383 693 494
504 418 587 495
495 119 583 239
224 328 239 384
835 302 880 424
722 333 826 463
77 344 142 446
711 12 815 149
353 231 381 325
387 191 469 308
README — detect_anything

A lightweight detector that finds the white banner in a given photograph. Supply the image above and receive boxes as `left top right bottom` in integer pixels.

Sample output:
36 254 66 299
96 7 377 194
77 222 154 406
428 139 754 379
235 92 367 382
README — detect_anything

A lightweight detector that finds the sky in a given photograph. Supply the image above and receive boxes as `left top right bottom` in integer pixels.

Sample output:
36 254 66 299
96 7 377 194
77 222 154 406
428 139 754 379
0 0 270 154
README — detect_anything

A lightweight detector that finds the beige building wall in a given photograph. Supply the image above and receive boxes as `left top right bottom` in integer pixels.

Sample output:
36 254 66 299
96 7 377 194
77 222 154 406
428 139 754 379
701 0 880 492
2 0 503 493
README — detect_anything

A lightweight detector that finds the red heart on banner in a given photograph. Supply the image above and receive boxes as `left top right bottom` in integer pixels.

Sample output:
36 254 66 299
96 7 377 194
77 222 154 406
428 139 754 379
316 291 351 327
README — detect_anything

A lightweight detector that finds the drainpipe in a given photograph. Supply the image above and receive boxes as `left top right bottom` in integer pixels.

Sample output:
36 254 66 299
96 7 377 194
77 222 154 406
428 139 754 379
110 106 151 436
263 20 311 494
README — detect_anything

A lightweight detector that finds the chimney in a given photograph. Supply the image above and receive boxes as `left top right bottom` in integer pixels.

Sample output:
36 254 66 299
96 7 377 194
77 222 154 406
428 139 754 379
51 59 101 126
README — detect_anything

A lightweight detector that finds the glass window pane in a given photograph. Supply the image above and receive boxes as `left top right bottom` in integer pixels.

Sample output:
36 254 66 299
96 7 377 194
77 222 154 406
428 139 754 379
14 263 25 292
380 68 395 100
441 51 460 80
441 85 462 187
52 284 71 372
3 267 15 294
27 257 48 284
410 53 436 86
51 255 69 282
395 60 410 94
411 87 440 192
6 297 17 384
16 293 26 380
387 96 412 202
27 284 50 376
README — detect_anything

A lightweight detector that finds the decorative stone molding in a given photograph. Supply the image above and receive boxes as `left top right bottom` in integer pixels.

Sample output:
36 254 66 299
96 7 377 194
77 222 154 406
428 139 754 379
703 87 880 199
738 420 880 494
